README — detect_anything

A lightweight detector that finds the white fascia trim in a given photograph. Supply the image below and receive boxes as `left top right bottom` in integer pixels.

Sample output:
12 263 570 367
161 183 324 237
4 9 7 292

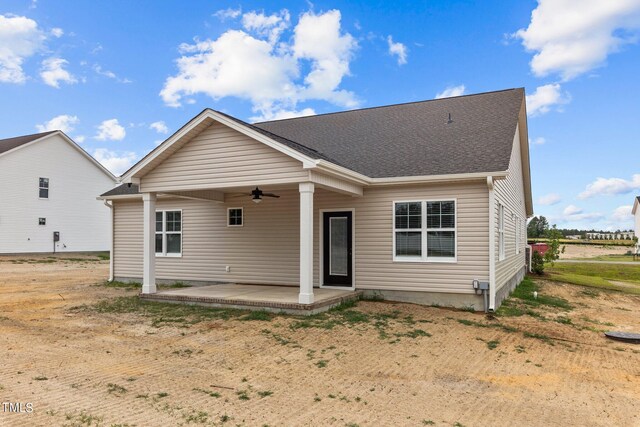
121 109 319 183
371 171 508 185
632 198 640 215
98 194 143 200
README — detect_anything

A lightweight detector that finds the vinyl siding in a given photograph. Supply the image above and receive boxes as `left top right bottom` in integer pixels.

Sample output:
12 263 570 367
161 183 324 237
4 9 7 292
113 181 489 294
0 134 116 253
141 122 308 192
493 125 527 292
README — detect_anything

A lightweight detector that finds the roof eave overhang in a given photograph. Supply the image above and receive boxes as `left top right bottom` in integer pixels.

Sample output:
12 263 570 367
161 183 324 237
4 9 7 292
518 96 534 217
632 197 640 215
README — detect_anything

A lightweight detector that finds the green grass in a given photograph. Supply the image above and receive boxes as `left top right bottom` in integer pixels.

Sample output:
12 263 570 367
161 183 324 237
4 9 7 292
575 254 638 262
486 340 500 350
239 310 274 321
546 262 640 294
85 296 247 327
496 277 572 319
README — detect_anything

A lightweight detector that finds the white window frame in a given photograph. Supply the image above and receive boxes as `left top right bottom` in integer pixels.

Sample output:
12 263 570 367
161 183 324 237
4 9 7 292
498 203 505 261
155 209 182 257
39 177 49 199
392 199 457 263
515 215 520 254
227 207 243 227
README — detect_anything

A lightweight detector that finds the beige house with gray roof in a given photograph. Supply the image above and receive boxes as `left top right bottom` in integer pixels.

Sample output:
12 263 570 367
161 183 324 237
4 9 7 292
101 88 533 312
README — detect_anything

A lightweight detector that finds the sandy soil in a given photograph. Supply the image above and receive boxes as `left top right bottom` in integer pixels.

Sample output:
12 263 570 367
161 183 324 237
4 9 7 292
559 244 631 259
1 255 640 427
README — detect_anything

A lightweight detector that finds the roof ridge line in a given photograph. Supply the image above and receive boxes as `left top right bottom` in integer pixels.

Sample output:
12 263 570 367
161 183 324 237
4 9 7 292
253 88 524 125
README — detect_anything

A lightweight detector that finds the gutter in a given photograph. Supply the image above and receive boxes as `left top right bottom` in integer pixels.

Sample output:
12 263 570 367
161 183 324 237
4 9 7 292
487 176 496 311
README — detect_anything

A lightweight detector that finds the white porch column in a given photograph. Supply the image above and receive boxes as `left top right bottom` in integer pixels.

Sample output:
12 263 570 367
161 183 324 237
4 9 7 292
299 182 315 304
142 192 157 294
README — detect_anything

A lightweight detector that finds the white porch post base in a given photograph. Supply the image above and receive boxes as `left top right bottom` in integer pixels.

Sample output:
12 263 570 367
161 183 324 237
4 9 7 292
299 182 314 305
142 192 157 294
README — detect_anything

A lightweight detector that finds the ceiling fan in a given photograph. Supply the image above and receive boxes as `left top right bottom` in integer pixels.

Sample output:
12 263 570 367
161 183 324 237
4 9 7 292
230 187 280 204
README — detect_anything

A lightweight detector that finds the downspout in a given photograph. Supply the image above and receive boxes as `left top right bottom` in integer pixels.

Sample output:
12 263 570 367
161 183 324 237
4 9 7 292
103 200 114 282
487 176 496 312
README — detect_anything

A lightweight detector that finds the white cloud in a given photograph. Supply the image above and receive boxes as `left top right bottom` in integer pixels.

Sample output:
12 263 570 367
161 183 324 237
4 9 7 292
560 204 604 222
292 10 358 107
40 57 77 88
242 10 290 44
387 35 407 65
74 135 85 143
578 174 640 199
514 0 640 80
35 114 79 133
50 27 63 38
531 136 546 145
0 14 46 83
93 64 132 83
563 205 583 216
435 84 466 99
525 83 570 116
95 119 126 141
611 205 633 221
92 148 137 175
253 107 316 122
538 193 561 206
161 9 358 119
149 121 169 134
214 7 242 20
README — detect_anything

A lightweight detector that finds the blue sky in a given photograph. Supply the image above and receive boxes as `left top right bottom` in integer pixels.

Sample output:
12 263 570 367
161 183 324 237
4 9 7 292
1 0 639 231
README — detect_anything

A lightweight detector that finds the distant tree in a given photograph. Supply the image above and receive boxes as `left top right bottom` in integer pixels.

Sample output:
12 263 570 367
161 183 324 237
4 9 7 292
527 216 549 238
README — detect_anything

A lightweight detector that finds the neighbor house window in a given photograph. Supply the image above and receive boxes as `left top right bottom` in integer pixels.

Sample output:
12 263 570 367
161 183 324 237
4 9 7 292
39 178 49 198
228 208 243 227
38 218 46 225
156 210 182 256
394 200 456 262
498 204 505 261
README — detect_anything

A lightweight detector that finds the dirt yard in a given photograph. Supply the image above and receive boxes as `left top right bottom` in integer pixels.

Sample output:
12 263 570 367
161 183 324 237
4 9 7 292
1 255 640 427
559 244 630 259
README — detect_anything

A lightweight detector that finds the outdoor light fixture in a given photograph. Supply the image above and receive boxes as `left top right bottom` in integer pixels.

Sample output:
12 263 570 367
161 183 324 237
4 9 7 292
250 187 279 203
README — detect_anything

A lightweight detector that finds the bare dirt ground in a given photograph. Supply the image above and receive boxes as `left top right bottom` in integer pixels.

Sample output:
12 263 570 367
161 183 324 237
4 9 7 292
1 254 640 427
559 244 630 259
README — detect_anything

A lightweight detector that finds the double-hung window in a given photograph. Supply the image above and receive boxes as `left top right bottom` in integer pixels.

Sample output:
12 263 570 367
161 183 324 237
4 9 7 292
498 204 505 260
394 200 456 262
156 210 182 256
39 178 49 198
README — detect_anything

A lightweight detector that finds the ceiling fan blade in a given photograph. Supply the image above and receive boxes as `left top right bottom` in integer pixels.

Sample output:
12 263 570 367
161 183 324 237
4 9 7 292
262 193 280 198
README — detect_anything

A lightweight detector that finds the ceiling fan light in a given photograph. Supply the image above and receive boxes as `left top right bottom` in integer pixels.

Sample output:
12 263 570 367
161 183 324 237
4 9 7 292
252 196 262 204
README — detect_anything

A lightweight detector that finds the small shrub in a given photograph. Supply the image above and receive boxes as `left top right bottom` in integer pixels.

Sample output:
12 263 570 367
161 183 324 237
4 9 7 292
531 251 544 275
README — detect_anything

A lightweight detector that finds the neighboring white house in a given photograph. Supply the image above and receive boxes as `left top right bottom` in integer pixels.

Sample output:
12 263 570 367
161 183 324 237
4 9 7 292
633 197 640 254
0 131 117 253
101 88 533 312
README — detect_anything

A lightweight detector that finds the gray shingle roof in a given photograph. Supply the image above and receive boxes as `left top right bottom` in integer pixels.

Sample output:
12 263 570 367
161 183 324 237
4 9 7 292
101 183 140 197
0 131 57 155
253 88 524 178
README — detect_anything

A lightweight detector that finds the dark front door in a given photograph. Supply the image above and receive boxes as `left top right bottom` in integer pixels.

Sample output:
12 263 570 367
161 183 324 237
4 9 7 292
323 211 353 287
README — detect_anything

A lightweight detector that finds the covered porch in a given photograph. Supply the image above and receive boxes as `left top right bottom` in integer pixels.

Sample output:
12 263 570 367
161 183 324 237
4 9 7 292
140 283 363 315
138 177 364 307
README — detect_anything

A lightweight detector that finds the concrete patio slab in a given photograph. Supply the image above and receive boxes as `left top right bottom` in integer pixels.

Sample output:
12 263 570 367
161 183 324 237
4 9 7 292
139 283 361 315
